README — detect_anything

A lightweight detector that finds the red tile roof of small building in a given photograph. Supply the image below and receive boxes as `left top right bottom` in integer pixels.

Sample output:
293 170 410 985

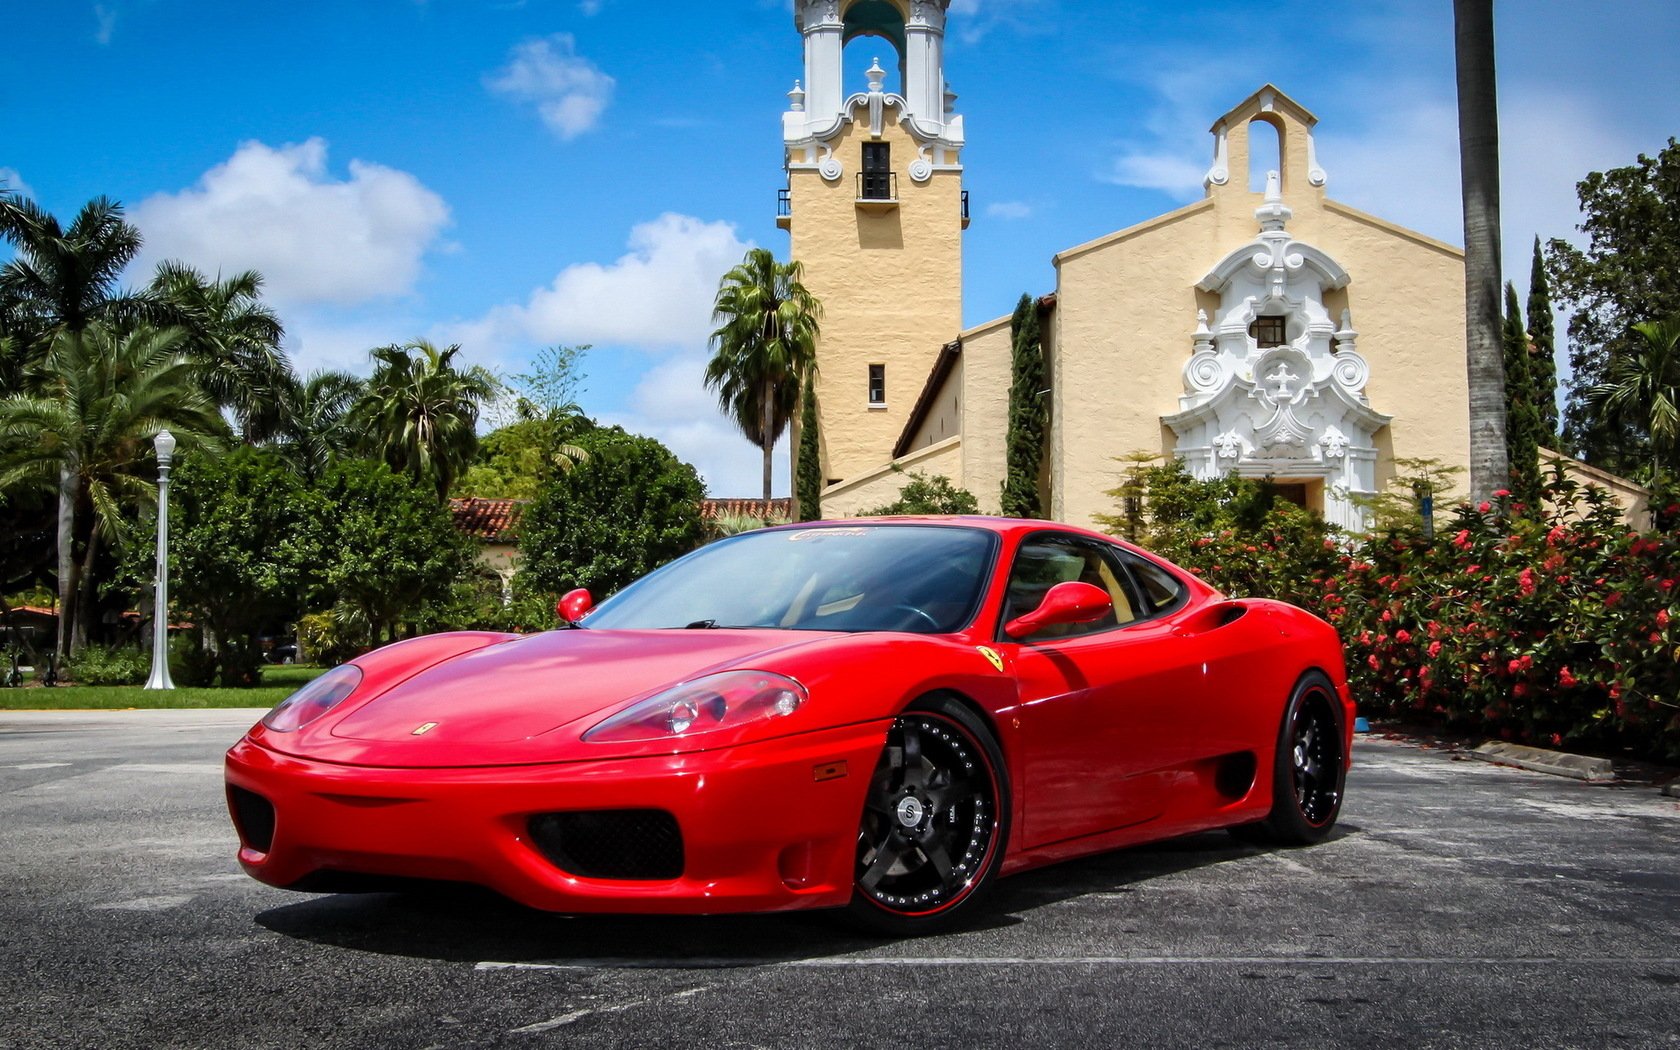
700 498 792 521
449 497 524 543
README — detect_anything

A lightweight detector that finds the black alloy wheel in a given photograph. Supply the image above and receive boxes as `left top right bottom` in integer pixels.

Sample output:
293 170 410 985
847 698 1008 934
1289 690 1341 826
1238 670 1346 845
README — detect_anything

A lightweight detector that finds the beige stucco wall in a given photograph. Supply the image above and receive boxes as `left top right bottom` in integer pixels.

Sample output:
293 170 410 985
1542 448 1653 530
822 435 963 518
955 313 1013 515
787 105 964 485
1040 90 1470 529
904 355 963 452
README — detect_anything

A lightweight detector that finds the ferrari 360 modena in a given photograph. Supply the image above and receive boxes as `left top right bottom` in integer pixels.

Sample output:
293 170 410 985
226 517 1353 934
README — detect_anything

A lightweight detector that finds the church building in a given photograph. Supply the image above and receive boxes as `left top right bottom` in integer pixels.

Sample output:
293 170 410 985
780 0 1473 530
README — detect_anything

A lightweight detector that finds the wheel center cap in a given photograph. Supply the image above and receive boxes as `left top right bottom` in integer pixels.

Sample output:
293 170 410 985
895 796 925 828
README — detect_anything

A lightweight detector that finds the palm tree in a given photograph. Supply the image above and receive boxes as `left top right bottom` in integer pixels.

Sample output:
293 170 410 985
1453 0 1509 503
351 340 497 500
0 195 152 357
1590 316 1680 487
705 248 822 503
0 324 225 655
150 262 290 442
277 369 365 482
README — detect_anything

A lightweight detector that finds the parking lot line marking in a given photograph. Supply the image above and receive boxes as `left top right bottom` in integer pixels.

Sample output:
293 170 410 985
508 987 708 1034
480 955 1680 972
4 763 71 770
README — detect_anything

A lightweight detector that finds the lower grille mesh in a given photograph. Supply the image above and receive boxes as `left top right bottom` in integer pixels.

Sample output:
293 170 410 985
529 809 684 881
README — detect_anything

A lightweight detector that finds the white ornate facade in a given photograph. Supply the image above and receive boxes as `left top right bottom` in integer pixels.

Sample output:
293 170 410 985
1163 173 1391 532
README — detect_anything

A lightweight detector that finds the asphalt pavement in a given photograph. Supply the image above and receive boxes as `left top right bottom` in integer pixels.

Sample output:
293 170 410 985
0 709 1676 1049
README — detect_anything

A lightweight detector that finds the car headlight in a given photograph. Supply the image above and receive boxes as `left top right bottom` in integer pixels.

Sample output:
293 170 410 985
261 664 363 732
582 670 807 744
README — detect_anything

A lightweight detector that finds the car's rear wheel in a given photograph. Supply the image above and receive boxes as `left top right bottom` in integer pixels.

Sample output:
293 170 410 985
1237 671 1346 845
845 697 1009 935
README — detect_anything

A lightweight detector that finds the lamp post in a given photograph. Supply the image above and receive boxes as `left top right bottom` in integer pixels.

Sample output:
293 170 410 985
144 429 177 690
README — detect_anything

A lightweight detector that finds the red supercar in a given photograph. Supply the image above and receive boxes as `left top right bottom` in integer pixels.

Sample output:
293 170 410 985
226 517 1354 934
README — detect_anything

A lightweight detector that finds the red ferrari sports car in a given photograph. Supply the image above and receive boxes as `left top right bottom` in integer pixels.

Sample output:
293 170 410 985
226 517 1353 934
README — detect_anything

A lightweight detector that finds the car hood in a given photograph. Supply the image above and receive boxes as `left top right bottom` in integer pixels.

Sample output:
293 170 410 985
269 628 842 767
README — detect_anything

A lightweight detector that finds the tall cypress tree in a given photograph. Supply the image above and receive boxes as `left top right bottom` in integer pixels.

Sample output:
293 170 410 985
795 371 822 522
1503 281 1543 508
1001 294 1047 517
1526 236 1559 442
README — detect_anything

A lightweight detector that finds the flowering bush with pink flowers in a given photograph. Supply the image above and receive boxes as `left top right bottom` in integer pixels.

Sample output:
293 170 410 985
1109 461 1680 760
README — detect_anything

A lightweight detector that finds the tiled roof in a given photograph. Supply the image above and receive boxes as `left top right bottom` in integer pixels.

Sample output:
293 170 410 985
448 496 790 538
701 498 792 521
449 497 524 543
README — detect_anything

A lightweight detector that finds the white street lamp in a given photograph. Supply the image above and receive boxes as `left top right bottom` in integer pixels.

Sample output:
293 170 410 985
144 429 177 690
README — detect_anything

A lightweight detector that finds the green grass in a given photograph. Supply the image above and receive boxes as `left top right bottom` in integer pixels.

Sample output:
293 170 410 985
0 665 325 711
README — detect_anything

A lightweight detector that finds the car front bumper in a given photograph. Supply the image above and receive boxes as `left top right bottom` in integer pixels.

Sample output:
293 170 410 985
224 720 890 915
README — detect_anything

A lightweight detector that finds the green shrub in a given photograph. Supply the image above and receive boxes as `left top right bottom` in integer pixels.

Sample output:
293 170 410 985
68 645 150 686
170 632 219 688
863 472 980 515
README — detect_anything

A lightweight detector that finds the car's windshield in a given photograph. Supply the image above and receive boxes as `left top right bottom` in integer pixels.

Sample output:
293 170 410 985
584 524 996 634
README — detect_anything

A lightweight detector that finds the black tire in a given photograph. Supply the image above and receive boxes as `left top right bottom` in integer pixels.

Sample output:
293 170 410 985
844 697 1010 935
1236 671 1346 845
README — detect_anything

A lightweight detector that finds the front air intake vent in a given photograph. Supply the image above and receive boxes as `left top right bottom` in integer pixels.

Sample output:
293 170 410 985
529 809 684 881
228 785 276 853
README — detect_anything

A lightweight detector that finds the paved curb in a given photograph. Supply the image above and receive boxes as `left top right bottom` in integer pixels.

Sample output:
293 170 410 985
1664 781 1680 798
1470 741 1615 782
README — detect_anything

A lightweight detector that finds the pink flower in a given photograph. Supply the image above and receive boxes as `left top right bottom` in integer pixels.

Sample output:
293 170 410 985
1494 489 1510 498
1478 501 1492 513
1507 658 1522 675
1518 568 1536 597
1659 609 1671 628
1428 641 1442 658
1395 629 1412 643
1546 526 1566 546
1452 530 1472 549
1559 667 1577 687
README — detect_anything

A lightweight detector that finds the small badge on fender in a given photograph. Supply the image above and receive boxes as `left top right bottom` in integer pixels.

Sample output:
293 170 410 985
976 646 1004 673
412 722 439 736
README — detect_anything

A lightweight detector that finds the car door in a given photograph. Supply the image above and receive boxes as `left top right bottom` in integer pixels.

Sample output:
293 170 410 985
999 535 1210 848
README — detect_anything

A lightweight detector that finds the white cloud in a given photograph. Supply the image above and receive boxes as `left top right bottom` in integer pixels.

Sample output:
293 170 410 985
93 4 117 45
450 212 752 355
0 167 32 200
486 34 615 140
132 138 450 309
985 200 1034 220
601 353 790 498
578 0 604 13
946 0 1047 43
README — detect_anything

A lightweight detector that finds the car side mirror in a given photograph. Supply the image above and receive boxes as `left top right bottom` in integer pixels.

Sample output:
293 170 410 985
558 588 594 625
1003 581 1112 640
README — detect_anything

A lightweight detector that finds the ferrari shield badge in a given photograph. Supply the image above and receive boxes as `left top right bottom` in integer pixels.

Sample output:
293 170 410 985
976 646 1004 673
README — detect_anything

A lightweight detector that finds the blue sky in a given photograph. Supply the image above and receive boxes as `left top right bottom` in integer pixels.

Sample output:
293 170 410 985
7 0 1678 496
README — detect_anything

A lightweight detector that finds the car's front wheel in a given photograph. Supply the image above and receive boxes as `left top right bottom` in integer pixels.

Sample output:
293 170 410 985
845 697 1010 935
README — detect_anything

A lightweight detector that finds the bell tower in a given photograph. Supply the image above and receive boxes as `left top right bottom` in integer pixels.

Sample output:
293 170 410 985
781 0 967 487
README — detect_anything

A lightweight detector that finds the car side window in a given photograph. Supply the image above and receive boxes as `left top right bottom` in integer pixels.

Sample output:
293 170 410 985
1002 536 1140 642
1119 550 1188 615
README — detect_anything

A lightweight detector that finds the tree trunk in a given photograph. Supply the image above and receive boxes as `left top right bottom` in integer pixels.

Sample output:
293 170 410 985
55 467 76 659
1454 0 1509 504
761 377 775 508
74 528 100 654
